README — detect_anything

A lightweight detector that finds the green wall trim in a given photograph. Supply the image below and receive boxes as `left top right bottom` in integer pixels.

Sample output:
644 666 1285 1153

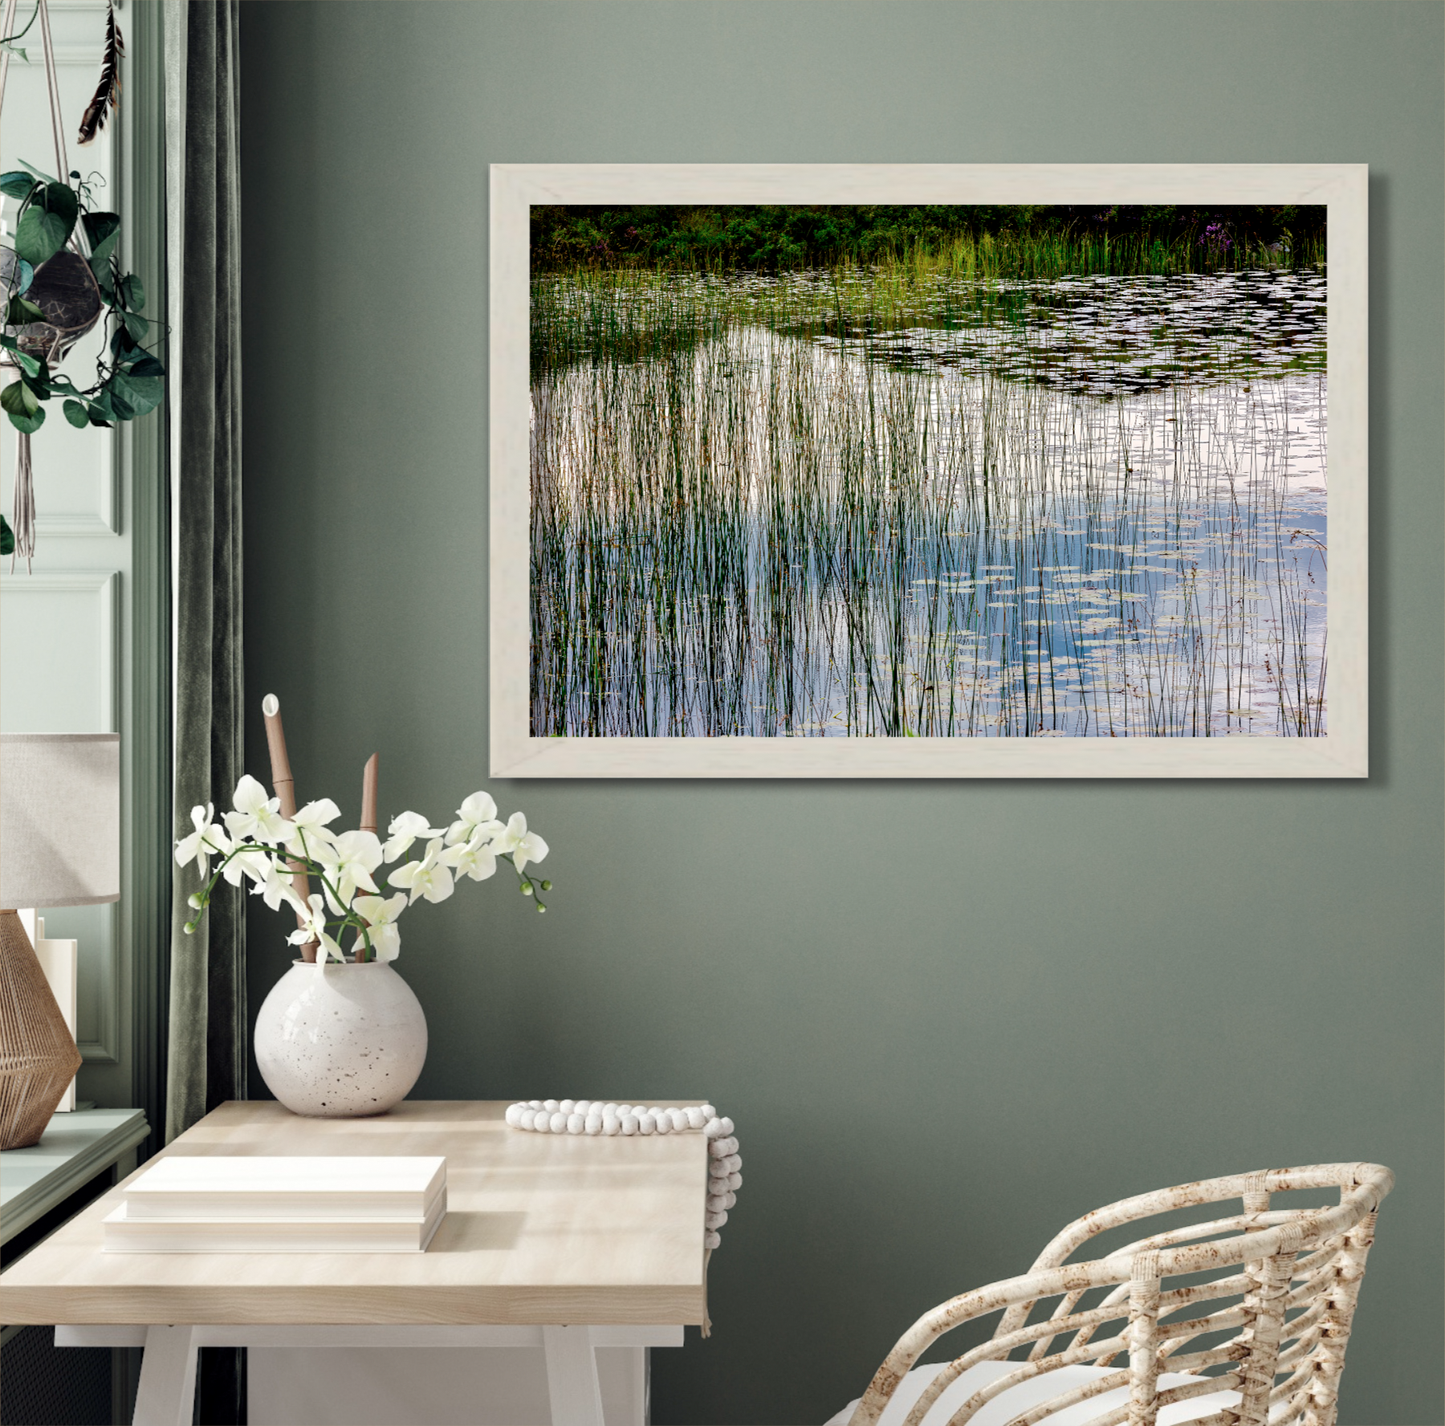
120 0 170 1161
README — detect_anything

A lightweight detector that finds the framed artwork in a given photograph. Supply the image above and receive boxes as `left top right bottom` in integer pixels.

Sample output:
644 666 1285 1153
490 165 1366 778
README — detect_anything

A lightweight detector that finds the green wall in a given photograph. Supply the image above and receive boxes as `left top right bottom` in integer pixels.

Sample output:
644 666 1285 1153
238 4 1444 1420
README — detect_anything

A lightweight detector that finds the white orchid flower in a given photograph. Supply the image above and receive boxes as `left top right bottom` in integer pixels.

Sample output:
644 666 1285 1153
175 803 225 877
446 791 503 848
287 798 341 856
388 838 455 905
492 812 549 874
288 893 345 963
251 859 307 916
441 832 498 883
382 811 446 863
224 774 295 844
352 891 407 962
221 842 273 887
317 830 383 911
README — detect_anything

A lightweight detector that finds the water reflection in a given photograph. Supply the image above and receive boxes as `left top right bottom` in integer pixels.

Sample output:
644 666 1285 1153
530 269 1328 738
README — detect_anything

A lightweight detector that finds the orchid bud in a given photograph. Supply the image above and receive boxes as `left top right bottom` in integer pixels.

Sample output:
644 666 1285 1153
540 880 552 891
183 921 195 935
521 881 534 896
188 892 204 909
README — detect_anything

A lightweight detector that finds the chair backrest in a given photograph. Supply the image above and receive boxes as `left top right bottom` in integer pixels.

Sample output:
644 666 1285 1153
850 1163 1393 1426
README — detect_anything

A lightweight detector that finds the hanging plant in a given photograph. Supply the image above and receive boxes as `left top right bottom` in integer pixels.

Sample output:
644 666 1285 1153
0 0 160 569
1 162 162 434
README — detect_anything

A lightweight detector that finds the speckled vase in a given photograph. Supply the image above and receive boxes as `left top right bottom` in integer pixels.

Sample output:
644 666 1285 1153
253 958 428 1117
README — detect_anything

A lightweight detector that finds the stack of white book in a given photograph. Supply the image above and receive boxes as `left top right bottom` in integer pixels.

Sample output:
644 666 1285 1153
102 1156 447 1253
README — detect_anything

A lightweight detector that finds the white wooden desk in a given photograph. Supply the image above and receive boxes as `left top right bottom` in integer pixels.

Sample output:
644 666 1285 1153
0 1100 710 1426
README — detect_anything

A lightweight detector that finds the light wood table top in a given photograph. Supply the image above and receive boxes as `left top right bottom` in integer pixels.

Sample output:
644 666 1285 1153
0 1101 709 1327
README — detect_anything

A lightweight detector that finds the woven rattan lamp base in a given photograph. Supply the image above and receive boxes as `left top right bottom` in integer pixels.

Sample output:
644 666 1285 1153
0 909 82 1149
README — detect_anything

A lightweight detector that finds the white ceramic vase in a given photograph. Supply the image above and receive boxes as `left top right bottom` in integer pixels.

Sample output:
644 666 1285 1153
253 958 428 1117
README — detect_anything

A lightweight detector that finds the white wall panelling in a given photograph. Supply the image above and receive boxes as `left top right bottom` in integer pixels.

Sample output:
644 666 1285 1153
0 0 170 1116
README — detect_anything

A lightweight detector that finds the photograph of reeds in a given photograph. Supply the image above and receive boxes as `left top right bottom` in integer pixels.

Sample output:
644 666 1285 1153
529 204 1328 741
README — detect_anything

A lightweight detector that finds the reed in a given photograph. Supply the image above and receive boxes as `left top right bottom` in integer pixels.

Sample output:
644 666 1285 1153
530 263 1328 739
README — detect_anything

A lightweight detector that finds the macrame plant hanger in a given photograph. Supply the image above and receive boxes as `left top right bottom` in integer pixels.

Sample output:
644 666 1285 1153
0 0 89 572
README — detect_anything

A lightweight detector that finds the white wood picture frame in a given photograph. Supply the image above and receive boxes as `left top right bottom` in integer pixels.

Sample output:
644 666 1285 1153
490 164 1367 779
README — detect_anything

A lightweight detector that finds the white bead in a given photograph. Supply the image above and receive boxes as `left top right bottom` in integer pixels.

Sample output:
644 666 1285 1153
728 1172 742 1190
505 1105 522 1127
719 1154 741 1174
715 1117 734 1137
603 1115 621 1135
549 1112 567 1133
621 1114 639 1135
559 1099 575 1115
706 1209 728 1230
574 1101 591 1116
528 1100 542 1109
566 1113 584 1134
718 1190 736 1210
700 1105 717 1121
704 1230 721 1250
655 1113 673 1135
668 1109 689 1132
584 1114 603 1135
708 1137 738 1158
638 1113 656 1135
616 1104 633 1117
685 1106 707 1130
603 1103 619 1117
522 1109 540 1130
704 1118 725 1138
709 1158 731 1177
543 1099 559 1112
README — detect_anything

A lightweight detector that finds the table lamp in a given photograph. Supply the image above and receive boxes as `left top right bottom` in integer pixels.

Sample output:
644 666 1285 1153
0 733 119 1149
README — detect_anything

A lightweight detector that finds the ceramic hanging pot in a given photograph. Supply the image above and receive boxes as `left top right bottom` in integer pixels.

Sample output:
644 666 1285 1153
253 957 427 1117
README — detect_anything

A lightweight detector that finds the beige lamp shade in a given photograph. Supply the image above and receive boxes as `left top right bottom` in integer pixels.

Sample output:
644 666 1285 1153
0 733 120 909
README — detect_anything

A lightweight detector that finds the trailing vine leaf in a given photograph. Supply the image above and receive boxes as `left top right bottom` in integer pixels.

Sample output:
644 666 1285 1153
0 171 38 200
124 351 165 379
87 387 114 425
2 379 45 433
119 272 144 310
0 514 13 557
15 205 69 266
14 182 78 266
63 398 89 428
121 309 148 344
15 159 58 185
81 211 120 267
109 368 162 416
6 293 44 324
77 0 124 147
2 380 38 417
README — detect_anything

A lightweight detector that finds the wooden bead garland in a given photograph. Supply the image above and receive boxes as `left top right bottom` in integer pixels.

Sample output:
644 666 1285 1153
506 1100 740 1251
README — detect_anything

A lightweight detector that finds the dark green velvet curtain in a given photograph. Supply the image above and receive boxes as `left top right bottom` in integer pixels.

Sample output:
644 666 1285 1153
165 2 245 1419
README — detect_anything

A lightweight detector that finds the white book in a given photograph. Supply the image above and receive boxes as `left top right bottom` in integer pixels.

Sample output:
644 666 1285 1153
122 1156 447 1221
102 1189 447 1253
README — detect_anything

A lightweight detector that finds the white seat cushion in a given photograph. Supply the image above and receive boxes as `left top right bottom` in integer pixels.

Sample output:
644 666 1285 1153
824 1359 1242 1426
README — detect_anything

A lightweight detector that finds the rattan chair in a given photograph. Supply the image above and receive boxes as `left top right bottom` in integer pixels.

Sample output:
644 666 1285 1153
828 1163 1392 1426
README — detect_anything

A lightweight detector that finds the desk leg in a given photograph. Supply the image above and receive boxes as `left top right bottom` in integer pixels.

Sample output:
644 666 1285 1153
131 1325 197 1426
542 1325 605 1426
